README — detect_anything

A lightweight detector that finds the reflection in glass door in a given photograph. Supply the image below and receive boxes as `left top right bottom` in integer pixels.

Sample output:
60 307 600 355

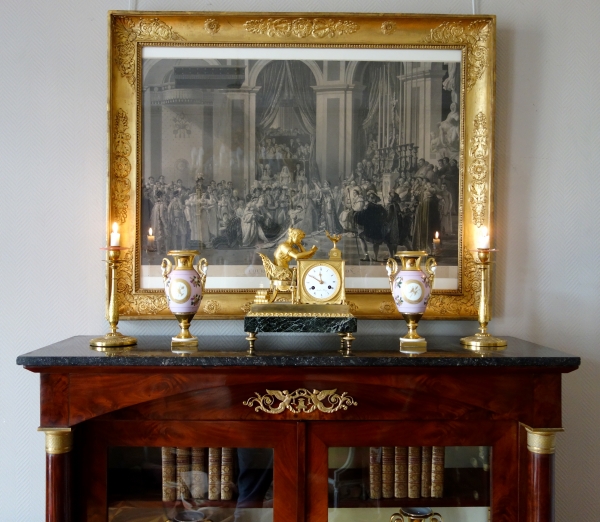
108 446 274 522
328 446 490 522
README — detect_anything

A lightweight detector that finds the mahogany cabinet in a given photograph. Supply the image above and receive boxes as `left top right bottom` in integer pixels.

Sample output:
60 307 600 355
17 334 579 522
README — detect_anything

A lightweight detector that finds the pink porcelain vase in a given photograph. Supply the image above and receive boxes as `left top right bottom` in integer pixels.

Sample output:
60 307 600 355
161 250 208 351
386 251 436 353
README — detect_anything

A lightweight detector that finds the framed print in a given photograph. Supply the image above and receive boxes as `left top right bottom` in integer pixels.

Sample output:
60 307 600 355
108 12 496 319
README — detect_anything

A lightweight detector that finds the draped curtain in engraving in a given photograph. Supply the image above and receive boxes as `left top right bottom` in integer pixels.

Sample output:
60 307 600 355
256 61 319 180
361 62 404 150
256 61 289 141
361 66 384 131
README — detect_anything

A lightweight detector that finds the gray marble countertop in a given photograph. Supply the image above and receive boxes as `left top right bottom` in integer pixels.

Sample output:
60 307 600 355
16 335 580 369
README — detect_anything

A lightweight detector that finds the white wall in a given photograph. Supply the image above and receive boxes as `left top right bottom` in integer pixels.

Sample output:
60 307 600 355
1 0 598 518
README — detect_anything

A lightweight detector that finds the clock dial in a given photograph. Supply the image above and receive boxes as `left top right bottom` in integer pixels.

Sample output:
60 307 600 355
169 278 191 304
401 279 425 305
303 264 340 301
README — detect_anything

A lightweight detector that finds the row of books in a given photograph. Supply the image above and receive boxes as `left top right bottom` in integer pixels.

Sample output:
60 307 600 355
369 446 445 499
162 447 234 502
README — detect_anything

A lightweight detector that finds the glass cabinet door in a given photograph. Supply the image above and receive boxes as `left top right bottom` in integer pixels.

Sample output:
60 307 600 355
83 420 298 522
327 446 490 522
308 421 517 522
107 446 274 522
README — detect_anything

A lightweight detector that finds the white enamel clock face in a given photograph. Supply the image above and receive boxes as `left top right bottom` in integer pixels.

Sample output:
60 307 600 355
303 264 340 301
169 278 191 304
402 279 425 304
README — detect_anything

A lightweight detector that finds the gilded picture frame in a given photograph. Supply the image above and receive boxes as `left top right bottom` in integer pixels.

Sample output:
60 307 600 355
108 11 495 319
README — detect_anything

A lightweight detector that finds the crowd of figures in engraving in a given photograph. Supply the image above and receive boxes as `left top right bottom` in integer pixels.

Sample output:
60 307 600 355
142 150 458 262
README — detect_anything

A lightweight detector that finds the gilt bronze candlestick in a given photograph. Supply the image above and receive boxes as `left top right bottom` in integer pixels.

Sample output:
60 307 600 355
460 248 506 350
90 247 137 349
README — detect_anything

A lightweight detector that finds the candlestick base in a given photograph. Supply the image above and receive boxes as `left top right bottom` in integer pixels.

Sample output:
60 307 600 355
90 331 137 349
460 332 507 350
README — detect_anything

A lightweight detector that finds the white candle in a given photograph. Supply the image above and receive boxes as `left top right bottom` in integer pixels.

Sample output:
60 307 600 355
110 222 120 246
433 231 441 251
477 226 490 249
147 228 155 249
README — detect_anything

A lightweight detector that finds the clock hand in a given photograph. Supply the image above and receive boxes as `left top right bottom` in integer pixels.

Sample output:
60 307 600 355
308 274 324 284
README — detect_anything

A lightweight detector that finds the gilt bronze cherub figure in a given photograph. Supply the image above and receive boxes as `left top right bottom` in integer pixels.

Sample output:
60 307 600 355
254 227 317 304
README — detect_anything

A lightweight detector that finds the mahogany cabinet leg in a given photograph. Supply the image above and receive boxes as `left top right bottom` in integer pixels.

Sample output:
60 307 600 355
38 427 73 522
524 426 563 522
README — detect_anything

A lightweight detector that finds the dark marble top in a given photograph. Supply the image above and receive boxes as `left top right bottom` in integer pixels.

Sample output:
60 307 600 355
16 335 580 370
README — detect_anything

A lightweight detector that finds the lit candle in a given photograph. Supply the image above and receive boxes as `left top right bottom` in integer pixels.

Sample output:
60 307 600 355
110 222 120 246
147 227 155 250
433 231 441 251
476 226 490 249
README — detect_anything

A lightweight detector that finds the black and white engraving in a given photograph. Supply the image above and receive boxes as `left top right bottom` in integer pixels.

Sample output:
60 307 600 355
141 54 461 289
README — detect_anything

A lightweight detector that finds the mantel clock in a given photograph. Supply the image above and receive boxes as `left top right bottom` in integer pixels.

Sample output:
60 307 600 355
296 232 345 305
246 230 356 355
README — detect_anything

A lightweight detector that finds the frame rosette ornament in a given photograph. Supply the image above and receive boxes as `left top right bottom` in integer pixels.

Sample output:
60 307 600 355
243 388 357 415
243 17 359 39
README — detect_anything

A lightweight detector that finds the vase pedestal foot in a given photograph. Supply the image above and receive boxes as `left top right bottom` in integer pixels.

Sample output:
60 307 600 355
400 337 427 354
171 337 199 354
399 312 427 354
171 312 198 353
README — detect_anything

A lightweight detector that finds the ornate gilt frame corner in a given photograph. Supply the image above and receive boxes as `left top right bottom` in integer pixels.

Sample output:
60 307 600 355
107 11 496 320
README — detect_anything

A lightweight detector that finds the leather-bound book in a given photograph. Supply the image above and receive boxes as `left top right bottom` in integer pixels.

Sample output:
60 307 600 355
431 446 445 498
381 447 394 498
421 446 432 498
369 447 382 499
208 447 221 500
221 447 234 500
162 447 177 502
394 446 408 498
407 446 421 498
176 447 191 500
191 447 207 499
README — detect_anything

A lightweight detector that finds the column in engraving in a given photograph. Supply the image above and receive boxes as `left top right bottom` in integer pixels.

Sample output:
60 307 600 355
524 426 563 522
38 427 73 522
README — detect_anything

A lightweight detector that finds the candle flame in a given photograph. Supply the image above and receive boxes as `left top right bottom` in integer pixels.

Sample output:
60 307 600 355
149 228 153 236
435 231 439 239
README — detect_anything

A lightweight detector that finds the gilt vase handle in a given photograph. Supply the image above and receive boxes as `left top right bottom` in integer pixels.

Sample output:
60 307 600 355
425 256 437 287
161 258 173 282
386 257 399 291
197 257 209 291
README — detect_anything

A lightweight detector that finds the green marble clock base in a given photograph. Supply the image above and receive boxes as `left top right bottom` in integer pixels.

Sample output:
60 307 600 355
244 304 357 356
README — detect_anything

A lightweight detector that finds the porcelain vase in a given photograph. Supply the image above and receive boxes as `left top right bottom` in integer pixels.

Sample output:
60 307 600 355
386 251 436 353
161 250 208 351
